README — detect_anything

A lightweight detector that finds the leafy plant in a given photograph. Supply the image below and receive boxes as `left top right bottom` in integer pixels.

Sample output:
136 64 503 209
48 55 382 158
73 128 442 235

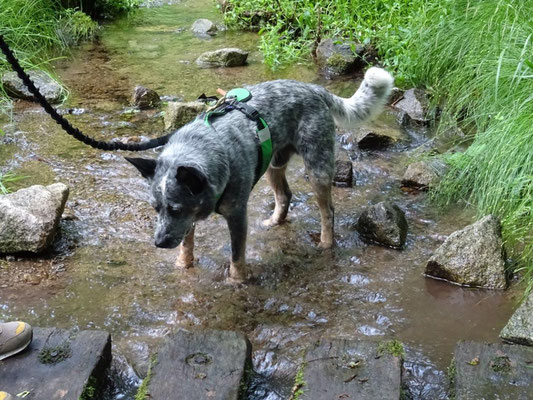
0 172 27 194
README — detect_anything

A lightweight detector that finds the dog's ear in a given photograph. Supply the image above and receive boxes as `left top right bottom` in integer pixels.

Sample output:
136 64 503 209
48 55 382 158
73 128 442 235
125 157 157 180
176 166 207 195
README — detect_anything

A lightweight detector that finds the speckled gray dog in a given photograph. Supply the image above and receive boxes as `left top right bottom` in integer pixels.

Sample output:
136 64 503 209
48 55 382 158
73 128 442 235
126 67 393 281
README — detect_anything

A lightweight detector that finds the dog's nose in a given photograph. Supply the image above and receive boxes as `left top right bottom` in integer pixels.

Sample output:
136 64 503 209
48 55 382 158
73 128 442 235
155 235 174 248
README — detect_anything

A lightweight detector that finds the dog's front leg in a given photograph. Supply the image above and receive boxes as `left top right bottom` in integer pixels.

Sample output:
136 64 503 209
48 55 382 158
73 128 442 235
226 212 248 282
176 224 195 269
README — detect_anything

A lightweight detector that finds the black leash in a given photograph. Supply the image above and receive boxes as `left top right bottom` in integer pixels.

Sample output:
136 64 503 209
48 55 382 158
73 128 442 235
0 34 172 151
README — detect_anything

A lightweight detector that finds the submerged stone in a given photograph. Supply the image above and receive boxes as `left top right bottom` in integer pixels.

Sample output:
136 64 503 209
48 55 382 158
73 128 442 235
164 101 206 131
334 148 353 186
452 341 533 399
401 159 448 190
132 85 161 109
0 327 111 399
196 48 248 68
425 215 508 289
500 291 533 346
2 70 64 103
299 339 401 399
356 201 408 249
145 329 252 400
0 183 69 253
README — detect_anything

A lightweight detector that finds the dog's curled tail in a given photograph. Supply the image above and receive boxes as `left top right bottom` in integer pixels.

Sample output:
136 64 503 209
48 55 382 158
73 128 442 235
326 67 394 130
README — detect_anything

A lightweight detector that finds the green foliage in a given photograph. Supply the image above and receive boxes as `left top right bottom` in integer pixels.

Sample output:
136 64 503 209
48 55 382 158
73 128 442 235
224 0 427 73
135 354 157 400
58 9 99 45
0 172 27 194
93 0 141 19
378 340 405 358
416 0 533 292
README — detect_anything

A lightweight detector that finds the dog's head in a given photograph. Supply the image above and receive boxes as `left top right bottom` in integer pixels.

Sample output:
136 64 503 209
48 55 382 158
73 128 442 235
125 157 213 248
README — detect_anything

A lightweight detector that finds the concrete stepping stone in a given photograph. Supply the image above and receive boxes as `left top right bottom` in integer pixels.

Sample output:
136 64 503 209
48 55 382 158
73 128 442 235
143 329 252 400
453 341 533 400
296 339 402 399
0 327 111 400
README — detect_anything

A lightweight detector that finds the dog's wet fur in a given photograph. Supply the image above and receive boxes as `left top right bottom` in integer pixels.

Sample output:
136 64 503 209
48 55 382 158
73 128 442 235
126 67 393 281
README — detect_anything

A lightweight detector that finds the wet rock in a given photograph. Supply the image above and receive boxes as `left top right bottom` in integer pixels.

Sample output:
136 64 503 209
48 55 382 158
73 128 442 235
191 18 225 37
146 329 252 400
425 215 508 289
500 291 533 346
334 148 353 187
393 88 430 126
354 127 395 150
316 38 365 77
0 183 69 253
452 341 533 399
356 201 408 249
401 159 448 190
196 48 248 68
164 101 206 131
132 85 161 109
0 327 111 399
2 70 64 103
388 87 404 105
299 339 401 399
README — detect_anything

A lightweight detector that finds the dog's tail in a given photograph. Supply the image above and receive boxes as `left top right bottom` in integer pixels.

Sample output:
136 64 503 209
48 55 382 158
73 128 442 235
323 67 394 130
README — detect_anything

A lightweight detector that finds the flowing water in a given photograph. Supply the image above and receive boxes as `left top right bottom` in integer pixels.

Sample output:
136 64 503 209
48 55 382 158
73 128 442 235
0 1 521 398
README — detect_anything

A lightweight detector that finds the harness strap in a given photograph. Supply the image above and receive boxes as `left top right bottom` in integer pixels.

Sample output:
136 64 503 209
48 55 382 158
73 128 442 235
203 89 273 193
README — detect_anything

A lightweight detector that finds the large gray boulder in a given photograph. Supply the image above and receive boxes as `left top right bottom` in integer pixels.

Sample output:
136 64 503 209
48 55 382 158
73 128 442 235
401 159 448 190
393 88 430 126
425 215 508 289
500 291 533 345
196 48 248 68
316 38 365 77
164 101 206 131
0 183 69 253
2 70 64 104
131 85 161 109
356 202 408 249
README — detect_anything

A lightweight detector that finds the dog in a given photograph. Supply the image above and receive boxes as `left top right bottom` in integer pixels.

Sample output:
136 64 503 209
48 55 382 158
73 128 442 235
126 67 393 281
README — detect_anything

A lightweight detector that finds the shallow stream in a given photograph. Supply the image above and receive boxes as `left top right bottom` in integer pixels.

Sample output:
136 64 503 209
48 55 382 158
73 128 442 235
0 1 521 398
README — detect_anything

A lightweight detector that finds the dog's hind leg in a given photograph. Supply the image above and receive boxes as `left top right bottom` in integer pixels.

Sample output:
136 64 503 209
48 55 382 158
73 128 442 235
309 174 335 248
176 224 195 269
263 165 292 227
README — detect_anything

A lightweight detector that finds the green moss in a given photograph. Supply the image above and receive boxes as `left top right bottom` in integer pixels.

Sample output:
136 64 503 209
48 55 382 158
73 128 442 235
79 376 97 400
490 355 512 373
447 357 456 400
325 53 350 71
38 343 72 364
290 362 307 400
135 354 158 400
377 340 405 359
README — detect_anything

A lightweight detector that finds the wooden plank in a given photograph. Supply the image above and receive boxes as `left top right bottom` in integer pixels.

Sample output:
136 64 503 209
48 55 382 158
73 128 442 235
0 327 111 400
454 341 533 400
146 329 252 400
299 339 402 400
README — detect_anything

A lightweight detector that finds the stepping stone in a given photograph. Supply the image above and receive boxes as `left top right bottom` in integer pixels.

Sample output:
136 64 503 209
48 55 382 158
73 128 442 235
0 327 111 400
144 329 252 400
452 341 533 400
500 291 533 345
296 339 402 399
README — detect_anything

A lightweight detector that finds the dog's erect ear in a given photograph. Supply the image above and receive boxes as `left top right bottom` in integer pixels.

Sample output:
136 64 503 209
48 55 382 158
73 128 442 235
176 166 207 195
125 157 157 180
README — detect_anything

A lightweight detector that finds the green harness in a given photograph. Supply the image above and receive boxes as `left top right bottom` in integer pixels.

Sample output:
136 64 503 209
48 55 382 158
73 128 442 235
203 88 273 187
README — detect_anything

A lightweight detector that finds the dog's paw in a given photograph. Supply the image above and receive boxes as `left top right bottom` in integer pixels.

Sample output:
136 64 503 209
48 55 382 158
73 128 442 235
229 262 247 282
318 240 334 250
175 257 194 269
262 217 278 228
